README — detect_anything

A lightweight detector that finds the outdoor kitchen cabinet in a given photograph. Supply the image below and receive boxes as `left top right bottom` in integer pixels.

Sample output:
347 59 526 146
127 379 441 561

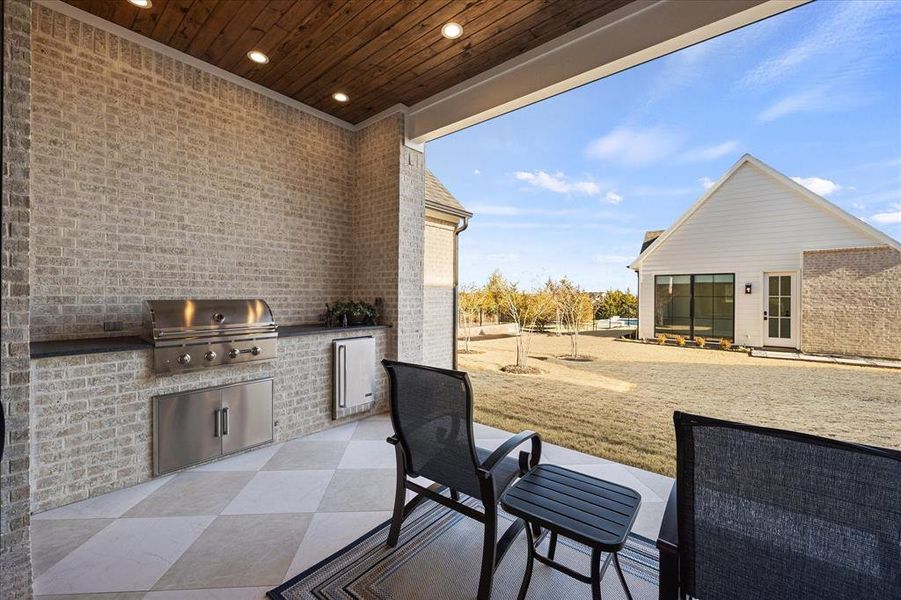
153 378 273 476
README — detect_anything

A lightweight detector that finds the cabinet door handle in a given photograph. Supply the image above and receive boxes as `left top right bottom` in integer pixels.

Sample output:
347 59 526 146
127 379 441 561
214 409 221 437
222 407 230 436
338 345 346 408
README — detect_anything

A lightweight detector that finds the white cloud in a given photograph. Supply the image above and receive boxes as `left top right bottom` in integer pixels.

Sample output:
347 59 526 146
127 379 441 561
740 1 899 89
473 169 481 175
758 87 829 122
699 177 716 190
869 210 901 225
791 176 841 196
605 191 623 204
514 170 601 196
585 126 681 167
679 140 740 163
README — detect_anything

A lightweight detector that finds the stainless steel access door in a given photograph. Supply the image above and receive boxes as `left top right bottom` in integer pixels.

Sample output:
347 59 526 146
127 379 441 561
334 337 375 413
154 388 222 476
221 379 273 455
153 378 274 476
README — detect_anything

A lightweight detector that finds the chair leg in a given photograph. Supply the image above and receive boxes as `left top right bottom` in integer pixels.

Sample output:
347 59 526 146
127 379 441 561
386 444 407 548
590 548 602 600
477 504 498 600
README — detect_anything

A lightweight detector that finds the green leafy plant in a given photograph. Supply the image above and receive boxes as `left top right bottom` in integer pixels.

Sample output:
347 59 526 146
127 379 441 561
675 335 687 347
719 338 732 351
656 333 667 345
330 300 377 326
694 336 706 348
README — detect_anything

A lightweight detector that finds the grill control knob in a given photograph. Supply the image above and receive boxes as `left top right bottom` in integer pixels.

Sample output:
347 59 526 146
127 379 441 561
204 350 217 362
176 353 191 365
251 346 262 356
212 313 225 323
228 348 240 359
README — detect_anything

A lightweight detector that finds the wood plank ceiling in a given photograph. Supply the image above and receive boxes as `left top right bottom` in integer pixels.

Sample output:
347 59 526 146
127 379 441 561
63 0 633 124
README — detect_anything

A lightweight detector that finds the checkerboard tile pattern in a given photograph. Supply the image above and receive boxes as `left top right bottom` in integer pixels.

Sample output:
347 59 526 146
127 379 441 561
31 415 671 599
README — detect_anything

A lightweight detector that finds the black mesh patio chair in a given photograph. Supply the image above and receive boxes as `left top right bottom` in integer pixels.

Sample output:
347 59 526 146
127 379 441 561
657 411 901 600
382 359 542 600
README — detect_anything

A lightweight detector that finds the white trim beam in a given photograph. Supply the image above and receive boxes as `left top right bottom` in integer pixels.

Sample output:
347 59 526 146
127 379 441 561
406 0 810 143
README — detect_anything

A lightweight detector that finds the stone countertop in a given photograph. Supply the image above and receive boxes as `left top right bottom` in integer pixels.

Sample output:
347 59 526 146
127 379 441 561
30 324 390 359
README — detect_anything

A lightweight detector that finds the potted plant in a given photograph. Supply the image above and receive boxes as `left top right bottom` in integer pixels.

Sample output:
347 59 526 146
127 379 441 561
330 300 377 326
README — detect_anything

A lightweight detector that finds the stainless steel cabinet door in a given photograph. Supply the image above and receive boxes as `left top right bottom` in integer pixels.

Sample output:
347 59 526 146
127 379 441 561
334 337 375 410
221 379 273 455
154 389 222 476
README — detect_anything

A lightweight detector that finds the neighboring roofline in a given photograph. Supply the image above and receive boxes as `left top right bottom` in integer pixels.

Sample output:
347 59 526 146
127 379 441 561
425 200 473 220
629 153 901 270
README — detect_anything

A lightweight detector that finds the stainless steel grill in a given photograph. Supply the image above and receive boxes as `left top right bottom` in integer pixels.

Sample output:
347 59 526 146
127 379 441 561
143 299 277 373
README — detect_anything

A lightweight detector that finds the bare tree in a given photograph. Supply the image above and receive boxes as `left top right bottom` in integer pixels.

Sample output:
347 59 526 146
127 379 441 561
457 284 483 353
497 276 553 370
554 277 594 358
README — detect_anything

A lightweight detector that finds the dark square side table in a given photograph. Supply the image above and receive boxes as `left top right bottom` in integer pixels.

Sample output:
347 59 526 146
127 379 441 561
500 464 642 600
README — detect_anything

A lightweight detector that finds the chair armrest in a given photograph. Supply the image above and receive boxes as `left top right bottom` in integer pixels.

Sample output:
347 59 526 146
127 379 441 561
657 481 678 554
477 430 541 479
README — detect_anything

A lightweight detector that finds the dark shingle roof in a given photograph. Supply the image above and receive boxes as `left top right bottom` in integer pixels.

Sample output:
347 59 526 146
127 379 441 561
640 229 664 254
425 170 471 218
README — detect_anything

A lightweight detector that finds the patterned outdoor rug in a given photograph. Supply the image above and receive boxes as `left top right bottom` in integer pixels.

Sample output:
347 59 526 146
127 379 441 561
269 496 660 600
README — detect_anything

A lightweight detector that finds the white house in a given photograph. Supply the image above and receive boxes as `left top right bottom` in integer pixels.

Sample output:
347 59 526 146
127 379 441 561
629 154 901 360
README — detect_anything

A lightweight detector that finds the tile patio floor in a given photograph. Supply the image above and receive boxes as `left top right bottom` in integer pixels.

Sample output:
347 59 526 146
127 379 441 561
30 414 673 599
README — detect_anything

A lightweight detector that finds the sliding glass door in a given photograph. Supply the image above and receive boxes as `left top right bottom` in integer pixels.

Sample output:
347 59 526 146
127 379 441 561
654 275 691 336
654 273 734 339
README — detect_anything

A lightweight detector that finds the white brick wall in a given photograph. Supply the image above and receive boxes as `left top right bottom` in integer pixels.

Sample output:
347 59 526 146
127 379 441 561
30 6 355 341
2 0 34 596
801 246 901 359
422 217 456 368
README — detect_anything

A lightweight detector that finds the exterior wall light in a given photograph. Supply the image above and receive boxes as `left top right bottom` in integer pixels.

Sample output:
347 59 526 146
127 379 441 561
745 283 752 294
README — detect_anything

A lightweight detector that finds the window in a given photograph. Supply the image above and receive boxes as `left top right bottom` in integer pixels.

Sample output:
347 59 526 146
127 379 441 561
654 274 734 339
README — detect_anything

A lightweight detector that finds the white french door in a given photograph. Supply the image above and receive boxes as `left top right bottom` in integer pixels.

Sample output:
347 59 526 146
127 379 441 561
763 272 797 347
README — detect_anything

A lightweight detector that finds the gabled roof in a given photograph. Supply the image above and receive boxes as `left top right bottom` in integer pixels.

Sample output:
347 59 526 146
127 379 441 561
639 230 664 255
425 170 472 219
629 154 901 270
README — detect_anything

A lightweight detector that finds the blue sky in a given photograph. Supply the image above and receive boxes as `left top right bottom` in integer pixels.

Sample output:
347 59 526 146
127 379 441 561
425 0 901 291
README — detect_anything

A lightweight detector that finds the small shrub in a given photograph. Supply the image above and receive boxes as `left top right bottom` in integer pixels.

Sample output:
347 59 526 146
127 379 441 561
656 333 667 345
694 336 706 348
719 338 732 350
675 335 686 347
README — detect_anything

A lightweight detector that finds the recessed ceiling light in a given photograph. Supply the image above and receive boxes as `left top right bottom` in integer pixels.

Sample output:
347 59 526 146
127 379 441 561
246 50 269 65
128 0 152 7
332 92 349 103
441 22 463 39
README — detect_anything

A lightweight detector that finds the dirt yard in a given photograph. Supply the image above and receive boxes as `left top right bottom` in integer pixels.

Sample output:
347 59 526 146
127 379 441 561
459 331 901 477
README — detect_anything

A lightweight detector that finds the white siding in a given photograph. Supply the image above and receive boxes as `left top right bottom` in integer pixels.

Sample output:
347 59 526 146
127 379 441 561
637 163 881 347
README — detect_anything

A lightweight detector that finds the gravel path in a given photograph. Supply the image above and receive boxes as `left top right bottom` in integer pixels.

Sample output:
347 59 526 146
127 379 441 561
459 332 901 476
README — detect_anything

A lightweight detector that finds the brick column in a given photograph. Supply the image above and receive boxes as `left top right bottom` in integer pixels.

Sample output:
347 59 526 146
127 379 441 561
398 144 425 362
352 113 424 363
1 0 34 597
